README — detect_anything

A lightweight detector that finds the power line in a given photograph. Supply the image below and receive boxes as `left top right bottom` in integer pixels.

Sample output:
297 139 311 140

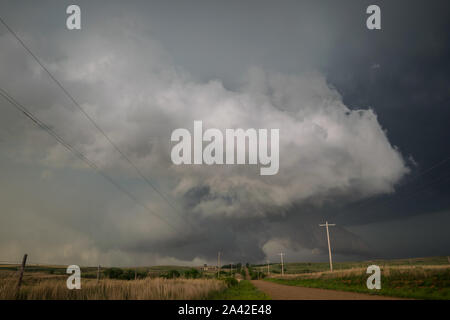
336 166 450 224
0 87 184 235
410 156 450 182
0 15 192 230
369 165 450 211
0 260 70 266
366 170 450 215
0 260 21 264
347 154 450 213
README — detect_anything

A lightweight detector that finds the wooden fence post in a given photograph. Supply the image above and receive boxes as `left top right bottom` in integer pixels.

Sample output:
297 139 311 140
15 254 28 298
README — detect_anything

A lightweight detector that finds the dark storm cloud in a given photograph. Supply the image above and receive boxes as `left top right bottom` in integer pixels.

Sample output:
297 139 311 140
325 1 450 229
0 0 448 266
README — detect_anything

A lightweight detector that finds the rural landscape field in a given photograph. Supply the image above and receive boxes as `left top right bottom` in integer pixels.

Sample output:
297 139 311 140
1 256 449 300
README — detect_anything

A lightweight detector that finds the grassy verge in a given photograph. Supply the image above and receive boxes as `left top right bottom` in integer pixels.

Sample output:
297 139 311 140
265 267 450 300
257 256 449 275
208 280 270 300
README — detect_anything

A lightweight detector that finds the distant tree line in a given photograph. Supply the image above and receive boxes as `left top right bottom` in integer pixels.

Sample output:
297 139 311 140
102 267 204 280
103 268 146 280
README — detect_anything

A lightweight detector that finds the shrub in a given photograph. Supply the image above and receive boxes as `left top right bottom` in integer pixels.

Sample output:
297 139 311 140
104 268 123 279
118 270 135 280
162 269 181 279
224 277 238 287
184 268 201 279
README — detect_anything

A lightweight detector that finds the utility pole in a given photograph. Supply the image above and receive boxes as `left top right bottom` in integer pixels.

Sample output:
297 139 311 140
319 221 336 272
97 265 101 283
267 260 270 275
217 251 221 278
230 262 233 276
279 253 284 277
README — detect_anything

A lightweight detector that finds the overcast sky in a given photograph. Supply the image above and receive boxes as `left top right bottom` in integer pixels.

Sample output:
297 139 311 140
0 0 449 267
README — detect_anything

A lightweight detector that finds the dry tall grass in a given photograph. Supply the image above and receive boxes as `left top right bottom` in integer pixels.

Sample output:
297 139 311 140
0 272 225 300
268 264 450 280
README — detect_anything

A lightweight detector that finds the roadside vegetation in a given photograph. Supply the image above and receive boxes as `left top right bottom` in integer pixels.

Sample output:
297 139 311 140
208 280 270 300
247 266 267 280
261 256 450 275
266 266 450 300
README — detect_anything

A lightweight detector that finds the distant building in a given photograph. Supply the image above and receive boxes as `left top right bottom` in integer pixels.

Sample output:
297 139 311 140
202 264 217 271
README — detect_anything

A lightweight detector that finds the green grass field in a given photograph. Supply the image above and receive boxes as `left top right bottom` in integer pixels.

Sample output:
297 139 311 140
208 280 270 300
266 266 450 300
254 256 449 275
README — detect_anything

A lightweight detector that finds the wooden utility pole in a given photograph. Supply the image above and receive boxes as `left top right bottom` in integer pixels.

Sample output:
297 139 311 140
279 253 284 276
267 260 270 275
319 221 336 272
97 265 101 283
16 254 28 297
217 252 221 278
135 268 137 280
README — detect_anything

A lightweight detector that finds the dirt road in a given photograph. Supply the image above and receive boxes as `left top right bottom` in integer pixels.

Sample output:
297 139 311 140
251 280 402 300
244 268 250 280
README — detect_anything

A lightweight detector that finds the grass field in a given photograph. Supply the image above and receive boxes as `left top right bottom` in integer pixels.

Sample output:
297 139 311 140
256 256 450 275
208 280 270 300
0 265 246 300
0 271 225 300
1 256 449 300
266 265 450 300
